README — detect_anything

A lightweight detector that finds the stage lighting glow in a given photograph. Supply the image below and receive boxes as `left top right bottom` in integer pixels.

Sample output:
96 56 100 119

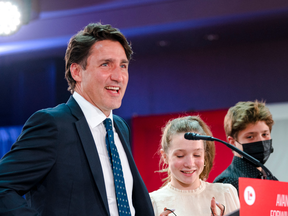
0 1 21 36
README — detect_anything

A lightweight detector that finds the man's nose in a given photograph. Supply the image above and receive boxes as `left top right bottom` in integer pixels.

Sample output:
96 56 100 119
110 66 124 82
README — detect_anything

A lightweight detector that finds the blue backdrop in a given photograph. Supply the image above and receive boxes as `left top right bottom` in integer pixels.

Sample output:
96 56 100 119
0 126 22 158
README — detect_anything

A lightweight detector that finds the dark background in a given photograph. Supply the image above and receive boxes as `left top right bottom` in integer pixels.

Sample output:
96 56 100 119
1 0 288 126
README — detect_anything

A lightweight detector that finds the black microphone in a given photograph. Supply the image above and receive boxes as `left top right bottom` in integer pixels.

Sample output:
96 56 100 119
184 132 278 181
184 132 214 141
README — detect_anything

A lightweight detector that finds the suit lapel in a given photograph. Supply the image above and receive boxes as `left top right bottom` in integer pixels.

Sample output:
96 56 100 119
67 97 110 215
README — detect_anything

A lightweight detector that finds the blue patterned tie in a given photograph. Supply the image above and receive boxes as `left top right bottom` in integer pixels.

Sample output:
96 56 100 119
103 118 131 216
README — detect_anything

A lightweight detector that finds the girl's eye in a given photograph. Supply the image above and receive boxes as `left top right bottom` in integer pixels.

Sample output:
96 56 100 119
176 155 184 158
194 155 201 157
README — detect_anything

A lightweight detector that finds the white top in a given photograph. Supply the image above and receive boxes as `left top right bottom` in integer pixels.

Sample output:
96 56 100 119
73 92 135 216
150 180 240 216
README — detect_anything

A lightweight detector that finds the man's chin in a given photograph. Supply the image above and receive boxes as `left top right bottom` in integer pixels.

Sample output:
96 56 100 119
108 102 122 111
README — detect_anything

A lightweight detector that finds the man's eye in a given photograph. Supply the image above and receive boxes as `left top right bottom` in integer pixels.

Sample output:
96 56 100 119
121 64 127 68
101 63 108 67
246 136 253 139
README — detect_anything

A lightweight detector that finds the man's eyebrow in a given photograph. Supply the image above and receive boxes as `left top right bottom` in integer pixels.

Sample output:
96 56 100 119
99 58 113 62
121 59 129 64
98 58 129 63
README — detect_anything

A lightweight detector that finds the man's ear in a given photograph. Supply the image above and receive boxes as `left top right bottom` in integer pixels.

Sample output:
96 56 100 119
160 149 168 164
227 136 236 147
70 63 82 82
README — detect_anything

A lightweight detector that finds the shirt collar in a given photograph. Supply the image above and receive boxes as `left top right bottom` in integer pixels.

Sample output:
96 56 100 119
73 92 113 128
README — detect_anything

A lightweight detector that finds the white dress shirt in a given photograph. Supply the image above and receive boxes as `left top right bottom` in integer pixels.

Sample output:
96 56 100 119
73 92 135 216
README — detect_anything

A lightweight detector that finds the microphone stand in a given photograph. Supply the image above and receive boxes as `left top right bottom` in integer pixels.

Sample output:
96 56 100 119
210 137 278 181
184 133 278 181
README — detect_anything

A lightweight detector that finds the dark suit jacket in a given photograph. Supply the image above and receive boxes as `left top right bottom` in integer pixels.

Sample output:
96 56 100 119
0 96 154 216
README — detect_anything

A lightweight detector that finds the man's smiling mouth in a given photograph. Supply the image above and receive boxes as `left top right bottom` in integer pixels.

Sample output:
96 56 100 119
106 86 120 93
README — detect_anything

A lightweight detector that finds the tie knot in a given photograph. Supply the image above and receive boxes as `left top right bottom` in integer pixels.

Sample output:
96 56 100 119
103 118 113 131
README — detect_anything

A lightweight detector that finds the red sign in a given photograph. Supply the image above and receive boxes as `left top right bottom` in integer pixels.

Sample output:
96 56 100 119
239 177 288 215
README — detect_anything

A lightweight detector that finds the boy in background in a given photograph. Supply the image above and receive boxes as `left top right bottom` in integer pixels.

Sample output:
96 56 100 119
213 100 274 192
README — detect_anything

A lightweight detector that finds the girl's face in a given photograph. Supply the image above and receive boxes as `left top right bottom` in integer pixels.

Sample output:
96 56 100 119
162 132 205 190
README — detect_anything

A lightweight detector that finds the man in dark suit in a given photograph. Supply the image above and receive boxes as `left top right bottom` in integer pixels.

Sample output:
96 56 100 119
0 23 154 216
